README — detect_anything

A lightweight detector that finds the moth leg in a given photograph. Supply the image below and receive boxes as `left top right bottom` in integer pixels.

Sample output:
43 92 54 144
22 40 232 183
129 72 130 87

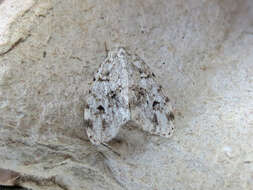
101 143 121 157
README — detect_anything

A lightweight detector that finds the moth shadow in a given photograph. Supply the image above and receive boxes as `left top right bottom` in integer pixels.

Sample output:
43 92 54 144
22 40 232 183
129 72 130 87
106 122 153 158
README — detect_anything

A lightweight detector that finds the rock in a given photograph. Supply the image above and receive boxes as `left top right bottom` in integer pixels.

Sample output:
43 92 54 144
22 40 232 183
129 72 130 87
0 0 252 189
0 168 20 186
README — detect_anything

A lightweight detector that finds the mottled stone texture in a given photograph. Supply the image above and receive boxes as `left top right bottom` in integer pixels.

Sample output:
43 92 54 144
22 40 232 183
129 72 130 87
84 48 174 145
0 0 253 190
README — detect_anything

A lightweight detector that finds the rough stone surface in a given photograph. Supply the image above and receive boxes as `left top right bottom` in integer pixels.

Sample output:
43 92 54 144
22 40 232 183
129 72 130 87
0 0 52 55
0 0 253 189
84 47 174 145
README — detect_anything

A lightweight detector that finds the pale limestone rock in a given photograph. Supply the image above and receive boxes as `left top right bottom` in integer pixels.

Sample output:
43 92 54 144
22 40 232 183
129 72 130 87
0 0 252 189
0 0 35 55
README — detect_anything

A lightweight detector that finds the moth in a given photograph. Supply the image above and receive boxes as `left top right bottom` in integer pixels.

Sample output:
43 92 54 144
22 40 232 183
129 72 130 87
84 47 175 145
